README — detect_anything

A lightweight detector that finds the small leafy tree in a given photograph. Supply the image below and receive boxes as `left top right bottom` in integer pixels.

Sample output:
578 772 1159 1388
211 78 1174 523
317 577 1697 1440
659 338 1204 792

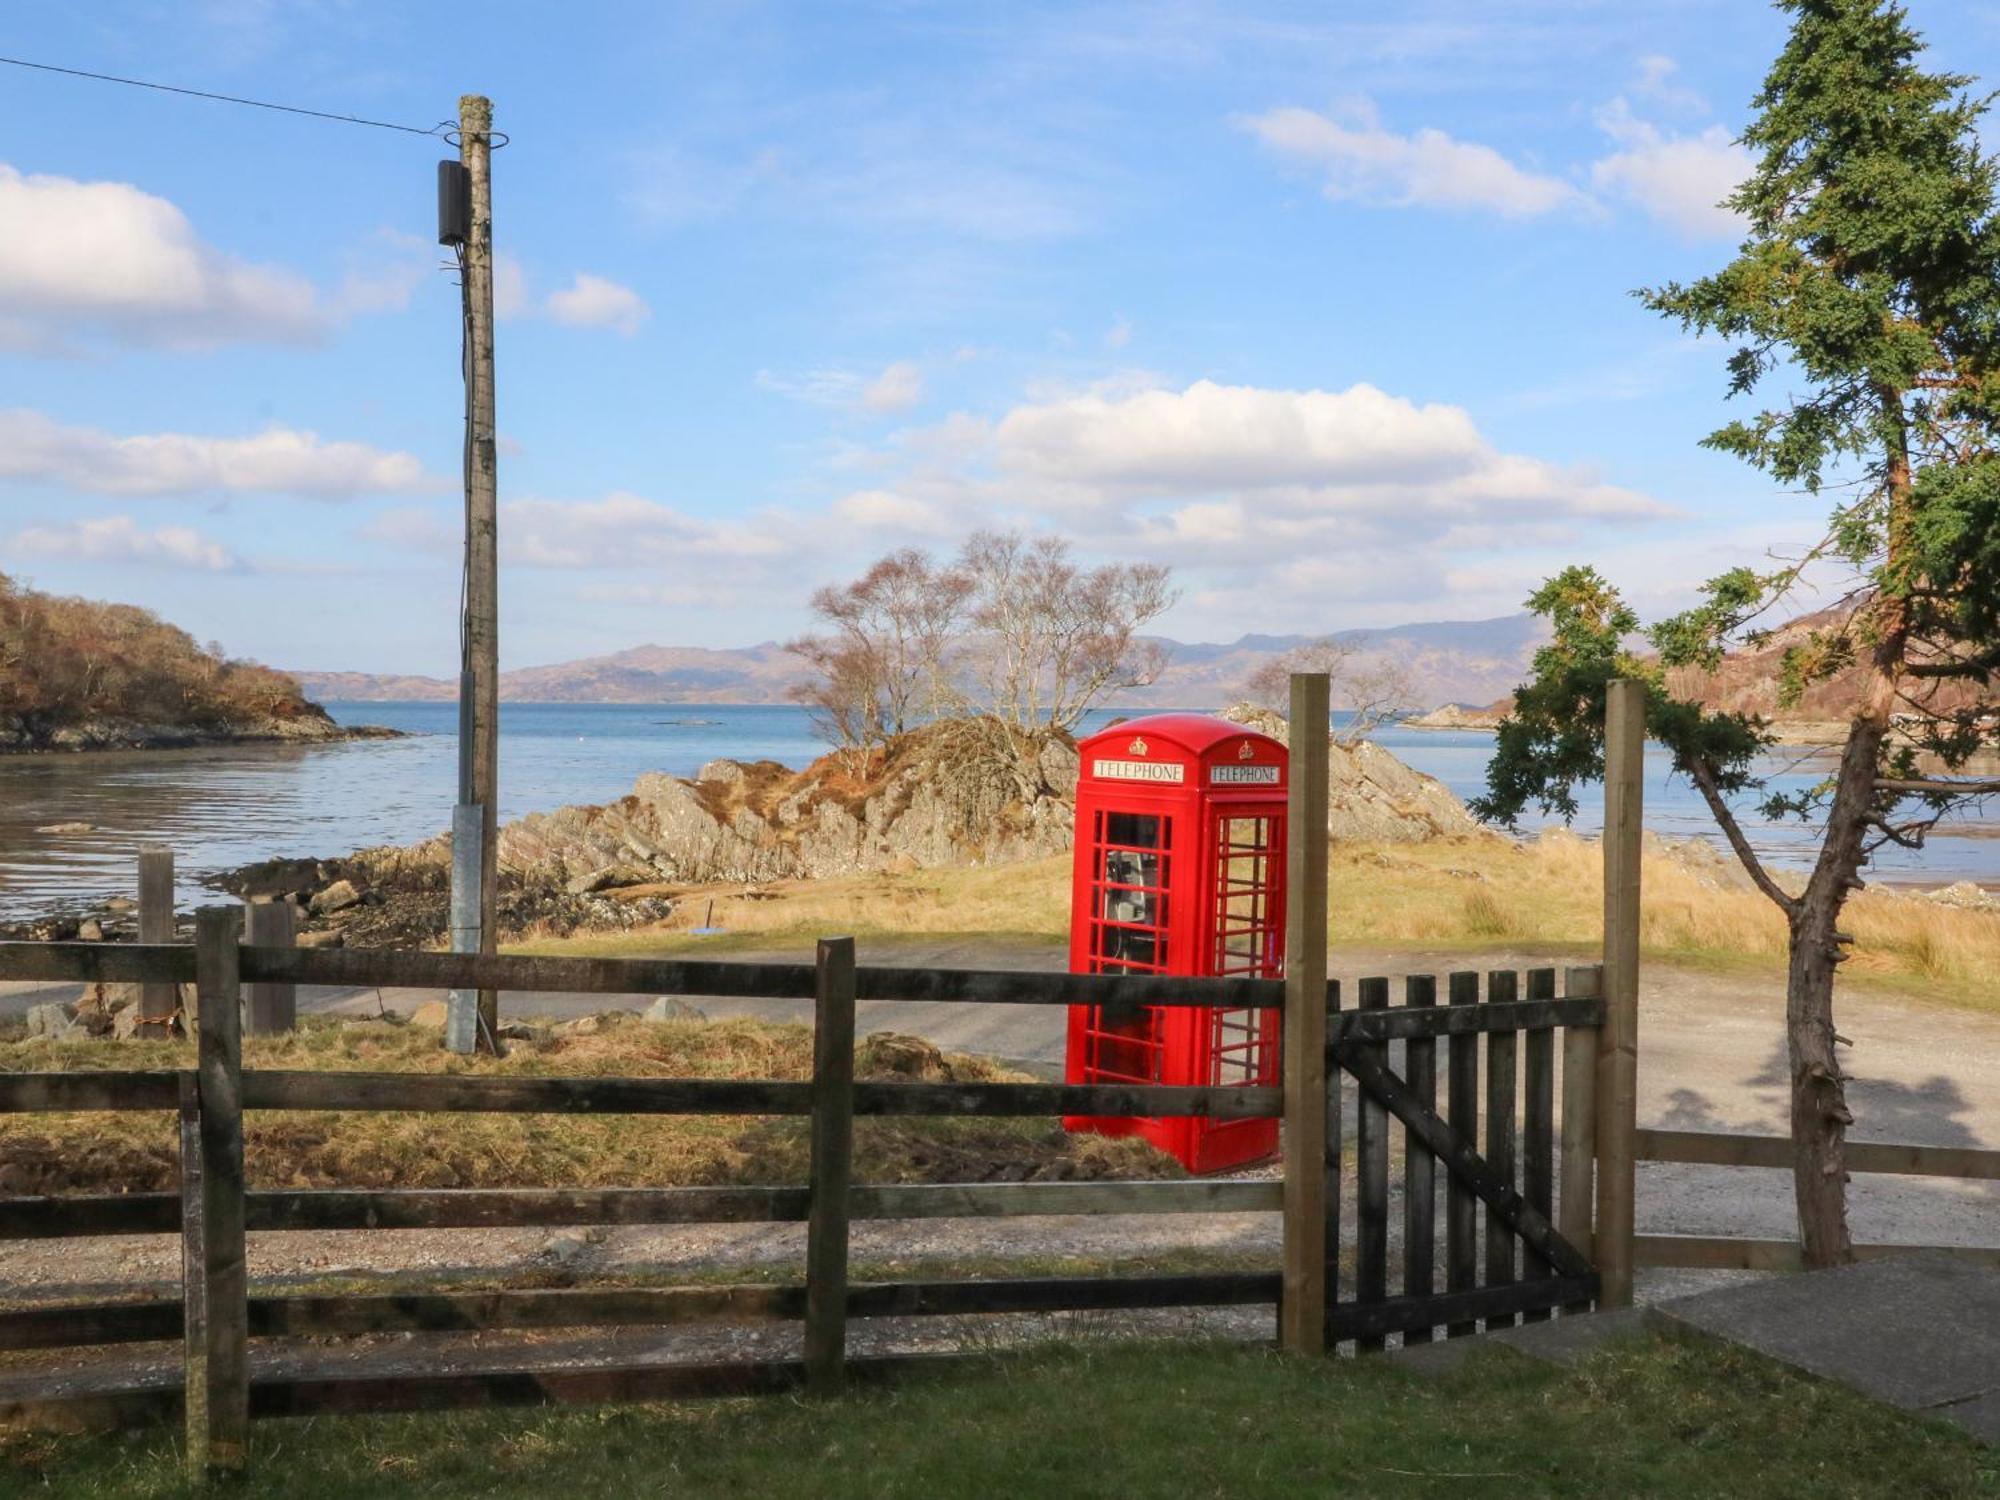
1247 638 1413 744
1475 0 2000 1267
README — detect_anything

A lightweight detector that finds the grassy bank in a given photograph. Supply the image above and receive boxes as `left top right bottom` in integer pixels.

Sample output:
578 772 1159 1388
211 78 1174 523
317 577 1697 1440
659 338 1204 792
520 831 2000 1011
0 1017 1172 1198
5 1337 1991 1498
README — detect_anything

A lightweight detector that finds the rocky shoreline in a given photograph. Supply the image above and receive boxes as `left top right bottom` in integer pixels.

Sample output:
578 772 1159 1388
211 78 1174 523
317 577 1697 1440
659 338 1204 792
0 715 401 755
1403 700 1861 748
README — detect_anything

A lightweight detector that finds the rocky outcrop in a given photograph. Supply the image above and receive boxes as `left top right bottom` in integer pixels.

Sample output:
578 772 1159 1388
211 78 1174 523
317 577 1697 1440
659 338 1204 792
1404 702 1506 731
227 721 1079 945
1221 703 1486 843
491 724 1078 887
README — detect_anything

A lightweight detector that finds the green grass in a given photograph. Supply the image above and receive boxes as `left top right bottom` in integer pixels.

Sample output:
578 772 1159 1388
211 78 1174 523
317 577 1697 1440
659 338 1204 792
5 1338 1992 1498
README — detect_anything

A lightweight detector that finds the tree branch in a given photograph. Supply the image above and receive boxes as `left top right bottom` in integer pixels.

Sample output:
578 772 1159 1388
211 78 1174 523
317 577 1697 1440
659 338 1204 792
1688 755 1799 915
1876 777 2000 796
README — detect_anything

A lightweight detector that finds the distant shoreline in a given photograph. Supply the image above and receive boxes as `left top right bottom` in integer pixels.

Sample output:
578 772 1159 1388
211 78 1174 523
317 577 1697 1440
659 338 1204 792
0 721 404 757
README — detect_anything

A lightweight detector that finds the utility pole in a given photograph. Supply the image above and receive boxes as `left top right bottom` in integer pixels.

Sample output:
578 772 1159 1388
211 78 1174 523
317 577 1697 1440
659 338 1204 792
445 93 500 1054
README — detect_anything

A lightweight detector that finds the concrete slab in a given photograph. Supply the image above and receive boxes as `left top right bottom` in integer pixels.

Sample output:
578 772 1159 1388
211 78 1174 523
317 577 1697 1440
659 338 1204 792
1647 1252 2000 1442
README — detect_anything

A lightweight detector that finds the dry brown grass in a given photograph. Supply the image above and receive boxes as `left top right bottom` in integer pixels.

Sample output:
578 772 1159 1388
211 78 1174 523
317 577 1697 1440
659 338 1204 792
0 1016 1176 1197
529 832 2000 1011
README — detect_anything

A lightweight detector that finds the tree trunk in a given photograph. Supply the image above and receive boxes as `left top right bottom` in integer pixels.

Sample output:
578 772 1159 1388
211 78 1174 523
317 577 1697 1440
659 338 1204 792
1784 718 1879 1269
1784 900 1855 1267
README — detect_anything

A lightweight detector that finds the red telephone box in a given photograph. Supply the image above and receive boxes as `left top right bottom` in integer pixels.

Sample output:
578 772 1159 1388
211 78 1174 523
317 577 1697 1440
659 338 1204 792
1063 713 1286 1174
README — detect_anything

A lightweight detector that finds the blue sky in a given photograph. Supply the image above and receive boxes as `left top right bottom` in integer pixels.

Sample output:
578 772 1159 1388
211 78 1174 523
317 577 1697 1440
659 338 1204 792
2 0 1997 675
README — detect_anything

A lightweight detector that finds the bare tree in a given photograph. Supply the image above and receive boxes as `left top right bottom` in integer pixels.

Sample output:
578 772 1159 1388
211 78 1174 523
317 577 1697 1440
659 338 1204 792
786 548 970 755
955 531 1175 737
1247 638 1412 745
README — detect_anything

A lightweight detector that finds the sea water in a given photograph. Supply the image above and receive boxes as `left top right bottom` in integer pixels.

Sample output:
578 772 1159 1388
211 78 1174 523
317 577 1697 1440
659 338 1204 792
0 701 1990 919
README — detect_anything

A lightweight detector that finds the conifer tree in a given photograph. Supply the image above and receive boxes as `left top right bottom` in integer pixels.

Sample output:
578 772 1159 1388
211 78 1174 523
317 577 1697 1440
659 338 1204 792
1476 0 2000 1265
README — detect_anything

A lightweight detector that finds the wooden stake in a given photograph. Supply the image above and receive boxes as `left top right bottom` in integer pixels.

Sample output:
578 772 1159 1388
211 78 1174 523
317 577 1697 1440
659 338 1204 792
804 937 856 1394
137 845 176 1037
242 901 296 1035
454 92 502 1044
1595 678 1644 1308
192 907 247 1480
1280 671 1330 1355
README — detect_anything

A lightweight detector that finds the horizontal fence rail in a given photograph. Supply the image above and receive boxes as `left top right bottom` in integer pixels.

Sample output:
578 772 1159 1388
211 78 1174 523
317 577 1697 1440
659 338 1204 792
0 1272 1286 1353
1637 1128 2000 1182
0 941 1286 1010
0 1179 1284 1240
0 1070 1281 1121
1634 1234 2000 1272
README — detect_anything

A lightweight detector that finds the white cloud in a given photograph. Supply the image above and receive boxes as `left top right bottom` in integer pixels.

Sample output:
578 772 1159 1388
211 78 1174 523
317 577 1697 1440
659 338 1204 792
503 491 788 569
761 359 928 416
826 375 1671 631
1590 97 1751 239
0 409 439 499
5 515 241 572
0 163 322 352
1103 318 1133 351
861 360 925 413
992 379 1661 522
1240 100 1585 218
832 488 952 533
1631 54 1709 114
545 273 651 336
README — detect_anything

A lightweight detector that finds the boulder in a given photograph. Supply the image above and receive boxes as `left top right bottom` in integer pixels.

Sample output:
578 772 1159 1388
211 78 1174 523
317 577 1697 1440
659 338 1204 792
71 987 121 1036
408 999 450 1029
554 1011 634 1037
310 879 363 915
1925 880 1996 910
296 928 345 950
25 1002 80 1040
76 919 104 942
496 1020 554 1043
859 1031 950 1080
643 996 708 1023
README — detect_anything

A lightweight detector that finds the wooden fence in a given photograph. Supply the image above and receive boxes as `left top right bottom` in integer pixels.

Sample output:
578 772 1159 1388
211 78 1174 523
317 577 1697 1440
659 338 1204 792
1630 1127 2000 1272
0 924 1612 1481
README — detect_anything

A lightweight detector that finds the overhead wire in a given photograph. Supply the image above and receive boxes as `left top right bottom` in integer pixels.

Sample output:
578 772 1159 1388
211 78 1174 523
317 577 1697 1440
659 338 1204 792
0 53 459 137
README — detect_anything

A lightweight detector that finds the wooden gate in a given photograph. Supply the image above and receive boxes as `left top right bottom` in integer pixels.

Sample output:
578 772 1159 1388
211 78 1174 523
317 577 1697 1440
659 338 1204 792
1320 964 1604 1346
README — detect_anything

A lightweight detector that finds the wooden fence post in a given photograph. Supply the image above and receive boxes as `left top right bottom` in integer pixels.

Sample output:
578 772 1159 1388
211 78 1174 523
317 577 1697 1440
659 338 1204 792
242 901 296 1036
138 845 177 1038
804 936 856 1395
1281 671 1330 1356
1559 965 1601 1313
177 1072 208 1475
1596 679 1644 1308
190 907 248 1480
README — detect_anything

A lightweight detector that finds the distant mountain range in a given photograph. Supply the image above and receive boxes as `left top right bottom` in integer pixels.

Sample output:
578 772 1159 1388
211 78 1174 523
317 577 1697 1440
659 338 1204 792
291 614 1547 712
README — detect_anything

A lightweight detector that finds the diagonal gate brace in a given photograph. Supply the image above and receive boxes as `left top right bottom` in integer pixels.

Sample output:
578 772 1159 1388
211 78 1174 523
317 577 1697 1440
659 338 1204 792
1336 1042 1595 1283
